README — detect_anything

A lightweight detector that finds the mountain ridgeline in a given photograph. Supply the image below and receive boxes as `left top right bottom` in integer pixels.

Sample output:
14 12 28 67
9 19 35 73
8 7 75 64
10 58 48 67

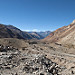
28 31 51 39
0 24 51 40
43 20 75 46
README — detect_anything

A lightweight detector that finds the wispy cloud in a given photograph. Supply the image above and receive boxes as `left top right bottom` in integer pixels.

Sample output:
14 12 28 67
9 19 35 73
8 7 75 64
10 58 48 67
24 30 31 32
24 29 40 32
32 29 39 32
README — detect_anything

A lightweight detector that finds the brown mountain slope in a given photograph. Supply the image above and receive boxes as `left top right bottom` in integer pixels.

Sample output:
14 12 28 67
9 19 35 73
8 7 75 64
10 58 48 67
58 24 75 46
43 20 75 45
0 24 43 40
0 24 27 39
0 24 15 38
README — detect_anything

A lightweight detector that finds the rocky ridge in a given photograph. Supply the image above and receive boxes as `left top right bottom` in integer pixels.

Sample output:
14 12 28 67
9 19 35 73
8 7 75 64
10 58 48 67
43 20 75 48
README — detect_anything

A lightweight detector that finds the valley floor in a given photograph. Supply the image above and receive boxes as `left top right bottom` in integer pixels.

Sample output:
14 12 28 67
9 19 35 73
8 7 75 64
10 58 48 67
0 38 75 75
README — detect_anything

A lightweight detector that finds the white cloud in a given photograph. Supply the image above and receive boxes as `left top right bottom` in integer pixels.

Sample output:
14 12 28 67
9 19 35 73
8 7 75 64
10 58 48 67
32 29 39 32
24 30 31 32
24 29 40 32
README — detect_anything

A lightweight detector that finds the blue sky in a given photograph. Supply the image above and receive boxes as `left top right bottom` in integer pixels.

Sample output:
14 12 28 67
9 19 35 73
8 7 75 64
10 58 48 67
0 0 75 31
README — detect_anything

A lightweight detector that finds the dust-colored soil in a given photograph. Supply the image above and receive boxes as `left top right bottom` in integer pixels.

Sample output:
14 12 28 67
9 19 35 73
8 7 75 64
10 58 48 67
0 38 75 75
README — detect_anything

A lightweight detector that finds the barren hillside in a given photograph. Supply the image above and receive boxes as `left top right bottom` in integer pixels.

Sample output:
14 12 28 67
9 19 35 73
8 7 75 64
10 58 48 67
43 20 75 46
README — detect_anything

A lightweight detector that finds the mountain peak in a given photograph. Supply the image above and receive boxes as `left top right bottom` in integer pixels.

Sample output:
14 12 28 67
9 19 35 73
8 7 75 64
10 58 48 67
71 19 75 24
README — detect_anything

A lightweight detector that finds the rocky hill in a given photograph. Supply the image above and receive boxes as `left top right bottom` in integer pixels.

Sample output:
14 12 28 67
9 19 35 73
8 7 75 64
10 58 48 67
28 31 51 39
6 25 50 40
43 20 75 47
6 25 34 39
0 24 49 40
28 32 44 39
37 31 51 37
0 24 25 39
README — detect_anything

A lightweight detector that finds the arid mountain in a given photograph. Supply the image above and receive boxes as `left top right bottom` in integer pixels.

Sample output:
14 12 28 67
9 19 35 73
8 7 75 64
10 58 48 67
28 31 51 39
43 20 75 46
0 22 75 75
28 32 44 39
0 24 24 39
37 31 51 37
6 25 33 39
6 25 50 40
0 24 43 39
6 25 46 39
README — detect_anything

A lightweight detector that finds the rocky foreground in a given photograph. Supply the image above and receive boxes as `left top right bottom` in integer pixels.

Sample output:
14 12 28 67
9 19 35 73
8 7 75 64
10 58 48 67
0 41 75 75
